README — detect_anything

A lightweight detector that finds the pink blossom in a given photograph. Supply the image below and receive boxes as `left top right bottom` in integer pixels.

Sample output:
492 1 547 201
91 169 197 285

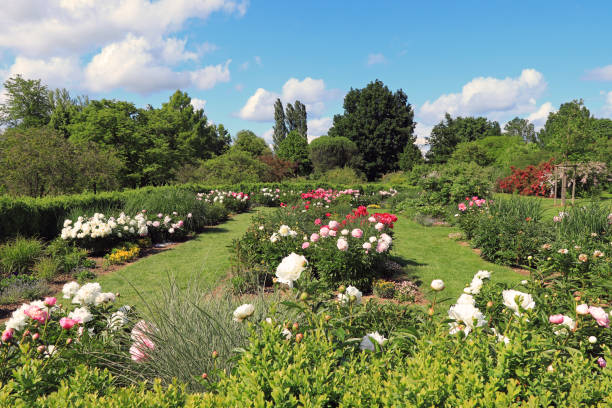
351 228 363 238
469 201 474 207
329 229 337 237
2 329 14 342
368 216 377 223
130 337 155 362
59 317 79 330
375 222 384 231
157 213 163 218
152 221 160 228
376 241 389 253
363 242 372 250
24 306 49 323
314 218 322 225
472 196 478 201
302 242 310 249
549 314 564 324
576 304 589 315
320 227 330 237
337 238 348 251
44 297 57 307
458 203 467 211
598 357 607 368
329 220 340 230
588 306 610 328
310 233 320 242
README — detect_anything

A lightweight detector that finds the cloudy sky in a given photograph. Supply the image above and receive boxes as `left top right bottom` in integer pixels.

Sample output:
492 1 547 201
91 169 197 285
1 0 611 147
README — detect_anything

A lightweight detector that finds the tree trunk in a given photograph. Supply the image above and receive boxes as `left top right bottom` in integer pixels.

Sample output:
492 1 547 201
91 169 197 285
561 166 567 207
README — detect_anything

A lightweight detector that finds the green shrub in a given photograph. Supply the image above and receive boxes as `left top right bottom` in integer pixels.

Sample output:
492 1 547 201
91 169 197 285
0 237 44 276
0 276 49 305
309 136 358 173
32 257 60 281
318 167 365 185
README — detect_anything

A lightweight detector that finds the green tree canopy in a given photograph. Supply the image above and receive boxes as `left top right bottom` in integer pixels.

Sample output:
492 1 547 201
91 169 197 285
276 130 312 175
328 79 416 180
231 130 271 157
190 150 270 184
426 114 501 163
0 75 52 128
398 144 424 172
309 136 359 173
504 117 536 143
0 127 122 196
272 98 288 150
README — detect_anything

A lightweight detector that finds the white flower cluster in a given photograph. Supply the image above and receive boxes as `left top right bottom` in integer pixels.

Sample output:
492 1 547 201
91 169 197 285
198 190 250 204
448 293 487 336
61 212 148 241
378 188 397 197
338 286 363 304
502 289 535 316
275 253 308 287
463 270 490 294
270 224 298 242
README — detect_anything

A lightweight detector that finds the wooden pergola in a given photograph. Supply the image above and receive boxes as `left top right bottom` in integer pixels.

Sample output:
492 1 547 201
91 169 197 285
551 162 578 207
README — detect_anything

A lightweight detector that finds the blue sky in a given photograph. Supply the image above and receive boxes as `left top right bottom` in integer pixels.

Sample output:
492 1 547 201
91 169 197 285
1 0 611 147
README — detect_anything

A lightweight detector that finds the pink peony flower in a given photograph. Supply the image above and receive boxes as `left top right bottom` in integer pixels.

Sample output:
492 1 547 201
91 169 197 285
376 241 389 253
2 328 14 342
329 229 337 237
302 242 310 249
59 317 79 330
320 227 330 237
24 306 49 323
337 238 348 251
329 220 339 230
314 218 322 225
130 337 155 362
157 213 163 218
363 242 372 250
458 203 467 211
598 357 607 368
469 201 474 207
351 228 363 238
588 306 610 328
310 233 320 242
44 297 57 307
549 314 564 324
375 222 384 231
472 196 478 201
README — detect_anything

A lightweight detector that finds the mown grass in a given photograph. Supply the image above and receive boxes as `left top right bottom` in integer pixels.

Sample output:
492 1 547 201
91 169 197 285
90 208 272 308
390 215 522 309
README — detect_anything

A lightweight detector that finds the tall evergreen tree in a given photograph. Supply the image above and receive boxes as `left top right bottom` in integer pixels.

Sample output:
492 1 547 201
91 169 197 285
295 100 307 138
285 102 297 132
272 98 288 150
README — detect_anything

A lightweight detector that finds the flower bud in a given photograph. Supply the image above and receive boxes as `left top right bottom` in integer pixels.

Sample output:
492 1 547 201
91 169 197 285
324 314 332 321
212 350 218 359
295 333 304 343
486 301 493 308
201 373 208 380
37 345 45 353
338 285 346 294
349 295 357 303
32 333 39 341
427 307 434 316
66 338 72 345
292 322 299 331
299 292 309 301
547 364 554 373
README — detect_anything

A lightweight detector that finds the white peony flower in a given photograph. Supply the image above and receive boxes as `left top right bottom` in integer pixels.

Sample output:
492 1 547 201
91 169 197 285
589 336 597 344
338 285 362 304
233 304 255 323
502 290 535 316
270 233 279 243
448 303 487 336
456 294 475 305
275 253 308 287
359 331 387 351
341 229 349 236
337 238 349 251
278 225 291 237
5 304 30 332
281 328 292 340
69 307 93 323
430 279 445 291
72 282 102 305
474 270 491 280
62 281 80 299
94 292 116 306
369 236 377 243
464 277 483 294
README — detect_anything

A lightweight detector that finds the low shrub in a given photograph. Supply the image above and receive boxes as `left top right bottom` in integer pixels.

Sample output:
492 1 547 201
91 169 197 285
32 257 60 281
105 243 141 265
0 237 44 277
372 279 395 298
0 276 50 305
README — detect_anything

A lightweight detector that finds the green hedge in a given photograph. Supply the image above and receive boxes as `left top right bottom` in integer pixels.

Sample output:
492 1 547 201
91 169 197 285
0 183 403 242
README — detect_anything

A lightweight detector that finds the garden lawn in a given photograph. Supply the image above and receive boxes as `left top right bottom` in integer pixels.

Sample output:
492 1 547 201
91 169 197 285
390 215 522 309
89 208 272 307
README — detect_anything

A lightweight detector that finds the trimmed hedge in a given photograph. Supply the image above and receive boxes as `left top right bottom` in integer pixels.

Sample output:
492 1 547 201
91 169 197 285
0 183 403 242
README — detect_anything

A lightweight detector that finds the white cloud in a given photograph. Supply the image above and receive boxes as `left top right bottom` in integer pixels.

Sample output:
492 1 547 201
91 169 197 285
602 91 612 116
82 35 230 94
237 77 339 121
526 102 555 129
0 0 248 57
189 60 231 90
307 117 332 142
260 128 274 144
254 55 262 66
7 55 82 89
161 37 198 64
367 53 387 66
190 97 207 111
418 69 547 126
239 61 250 71
414 123 432 146
583 65 612 81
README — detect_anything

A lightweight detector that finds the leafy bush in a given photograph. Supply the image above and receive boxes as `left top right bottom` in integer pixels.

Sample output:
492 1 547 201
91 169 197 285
318 167 365 185
32 257 60 281
497 159 554 196
0 237 44 277
308 136 358 173
373 279 395 298
0 277 50 305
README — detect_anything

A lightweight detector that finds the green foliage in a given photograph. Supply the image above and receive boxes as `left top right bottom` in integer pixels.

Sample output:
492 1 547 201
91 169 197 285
417 162 495 206
328 79 416 180
0 75 52 128
197 151 270 184
318 167 365 185
504 116 536 142
372 279 395 298
0 127 122 197
32 257 60 281
426 113 501 163
309 136 358 173
0 277 50 305
0 237 44 277
285 100 307 137
397 143 423 171
231 130 271 157
450 141 495 165
275 130 312 175
272 98 288 150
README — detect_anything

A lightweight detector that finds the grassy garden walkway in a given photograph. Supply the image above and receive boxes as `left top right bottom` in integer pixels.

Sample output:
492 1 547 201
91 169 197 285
390 215 522 308
95 208 269 307
92 206 522 310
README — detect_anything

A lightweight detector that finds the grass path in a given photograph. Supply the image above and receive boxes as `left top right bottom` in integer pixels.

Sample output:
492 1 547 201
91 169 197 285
94 208 268 307
390 215 522 308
